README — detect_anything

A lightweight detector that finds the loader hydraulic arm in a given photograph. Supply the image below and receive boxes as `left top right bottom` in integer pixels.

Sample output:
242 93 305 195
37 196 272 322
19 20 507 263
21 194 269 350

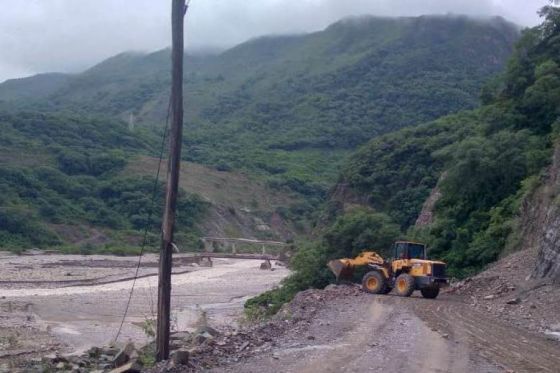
327 251 385 282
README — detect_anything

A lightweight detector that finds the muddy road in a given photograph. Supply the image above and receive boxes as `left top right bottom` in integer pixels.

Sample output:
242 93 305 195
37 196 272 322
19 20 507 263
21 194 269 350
209 287 560 373
2 253 559 372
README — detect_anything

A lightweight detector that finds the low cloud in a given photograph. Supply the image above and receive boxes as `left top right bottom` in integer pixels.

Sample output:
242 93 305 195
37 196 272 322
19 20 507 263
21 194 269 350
0 0 549 82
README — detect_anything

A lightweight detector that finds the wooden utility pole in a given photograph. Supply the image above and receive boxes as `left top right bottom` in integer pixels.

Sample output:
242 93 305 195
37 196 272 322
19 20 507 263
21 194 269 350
156 0 186 362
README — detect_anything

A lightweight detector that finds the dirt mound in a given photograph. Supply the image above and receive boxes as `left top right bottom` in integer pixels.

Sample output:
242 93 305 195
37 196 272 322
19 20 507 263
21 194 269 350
449 247 560 338
150 285 361 372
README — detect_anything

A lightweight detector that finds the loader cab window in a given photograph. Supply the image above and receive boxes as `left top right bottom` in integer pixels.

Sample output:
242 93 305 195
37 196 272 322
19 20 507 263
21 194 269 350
408 244 426 259
394 243 407 259
394 243 426 260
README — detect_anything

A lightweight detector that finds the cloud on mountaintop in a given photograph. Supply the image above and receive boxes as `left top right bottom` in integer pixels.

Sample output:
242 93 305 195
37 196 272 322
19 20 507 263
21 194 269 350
0 0 550 82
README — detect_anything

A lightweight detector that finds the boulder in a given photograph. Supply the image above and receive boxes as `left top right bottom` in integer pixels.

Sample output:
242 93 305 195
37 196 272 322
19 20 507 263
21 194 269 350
506 298 521 305
195 325 220 337
112 342 135 368
260 261 272 270
108 361 142 373
194 332 214 345
171 349 190 366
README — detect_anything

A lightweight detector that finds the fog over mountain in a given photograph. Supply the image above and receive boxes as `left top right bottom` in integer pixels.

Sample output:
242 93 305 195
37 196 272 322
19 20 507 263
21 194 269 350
0 0 549 82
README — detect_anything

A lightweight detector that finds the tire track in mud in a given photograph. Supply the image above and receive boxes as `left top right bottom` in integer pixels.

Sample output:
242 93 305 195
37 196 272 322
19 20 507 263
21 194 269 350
217 294 486 373
412 295 560 372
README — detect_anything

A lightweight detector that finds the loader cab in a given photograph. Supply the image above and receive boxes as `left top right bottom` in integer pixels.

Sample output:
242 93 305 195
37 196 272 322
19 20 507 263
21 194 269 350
393 241 427 260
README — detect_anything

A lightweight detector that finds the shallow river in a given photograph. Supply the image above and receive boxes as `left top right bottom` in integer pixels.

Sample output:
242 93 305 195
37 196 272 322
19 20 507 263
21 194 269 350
2 257 289 352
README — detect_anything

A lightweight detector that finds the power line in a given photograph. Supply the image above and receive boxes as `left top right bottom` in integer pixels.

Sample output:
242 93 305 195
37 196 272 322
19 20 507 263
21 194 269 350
113 101 171 343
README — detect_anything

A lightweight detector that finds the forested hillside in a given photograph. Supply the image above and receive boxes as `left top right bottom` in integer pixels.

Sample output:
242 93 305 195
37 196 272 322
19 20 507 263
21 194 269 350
0 15 519 191
246 6 560 315
0 15 521 253
0 111 303 252
0 111 200 251
338 6 559 277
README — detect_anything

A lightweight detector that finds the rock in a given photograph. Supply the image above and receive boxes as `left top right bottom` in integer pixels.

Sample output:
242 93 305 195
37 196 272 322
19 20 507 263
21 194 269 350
171 349 190 366
103 347 120 356
544 331 560 341
194 332 213 345
108 361 142 373
112 342 135 368
483 295 496 300
170 331 191 341
43 353 67 364
239 341 250 351
195 325 220 337
506 298 521 305
88 346 102 358
260 261 272 270
307 335 315 340
56 362 66 369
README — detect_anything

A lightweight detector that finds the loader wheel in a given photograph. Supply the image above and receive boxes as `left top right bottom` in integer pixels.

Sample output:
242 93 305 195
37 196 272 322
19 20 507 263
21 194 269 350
362 271 386 294
394 274 415 297
420 287 440 299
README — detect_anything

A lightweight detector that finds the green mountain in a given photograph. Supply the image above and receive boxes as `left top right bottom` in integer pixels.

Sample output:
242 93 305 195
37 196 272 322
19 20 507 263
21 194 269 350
0 111 300 252
0 73 71 102
245 7 560 317
323 7 560 277
0 14 521 252
0 15 519 187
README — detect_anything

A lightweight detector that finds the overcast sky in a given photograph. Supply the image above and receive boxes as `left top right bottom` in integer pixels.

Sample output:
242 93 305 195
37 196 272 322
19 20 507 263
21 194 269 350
0 0 550 83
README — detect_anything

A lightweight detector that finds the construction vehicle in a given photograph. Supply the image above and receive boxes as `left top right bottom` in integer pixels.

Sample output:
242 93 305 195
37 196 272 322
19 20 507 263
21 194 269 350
327 241 448 299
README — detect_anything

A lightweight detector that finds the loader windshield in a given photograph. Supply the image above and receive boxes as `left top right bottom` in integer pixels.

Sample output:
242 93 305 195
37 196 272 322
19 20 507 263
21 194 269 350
408 244 426 259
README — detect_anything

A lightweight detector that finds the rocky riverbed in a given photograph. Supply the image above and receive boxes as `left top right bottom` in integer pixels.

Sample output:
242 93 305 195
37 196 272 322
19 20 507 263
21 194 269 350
0 252 289 371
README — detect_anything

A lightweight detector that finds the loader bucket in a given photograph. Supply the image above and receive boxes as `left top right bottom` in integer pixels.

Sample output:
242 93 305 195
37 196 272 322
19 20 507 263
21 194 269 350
327 259 354 282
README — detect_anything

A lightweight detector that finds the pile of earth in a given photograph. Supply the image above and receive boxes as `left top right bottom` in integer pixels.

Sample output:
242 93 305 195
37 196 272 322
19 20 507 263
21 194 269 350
449 247 560 341
149 285 362 372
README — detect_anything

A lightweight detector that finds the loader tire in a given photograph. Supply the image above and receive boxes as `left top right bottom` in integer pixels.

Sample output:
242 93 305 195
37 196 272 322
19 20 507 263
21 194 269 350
420 286 440 299
362 271 386 294
395 274 415 297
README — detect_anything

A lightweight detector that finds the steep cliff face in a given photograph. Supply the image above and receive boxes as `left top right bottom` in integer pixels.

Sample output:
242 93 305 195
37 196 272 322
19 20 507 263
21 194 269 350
516 143 560 283
531 145 560 283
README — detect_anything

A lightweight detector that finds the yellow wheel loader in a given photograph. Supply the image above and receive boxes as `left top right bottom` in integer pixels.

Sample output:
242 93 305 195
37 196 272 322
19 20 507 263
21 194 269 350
327 241 448 299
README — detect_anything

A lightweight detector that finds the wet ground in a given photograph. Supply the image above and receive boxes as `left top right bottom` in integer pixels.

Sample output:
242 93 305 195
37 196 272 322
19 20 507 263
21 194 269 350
207 287 560 373
0 253 289 359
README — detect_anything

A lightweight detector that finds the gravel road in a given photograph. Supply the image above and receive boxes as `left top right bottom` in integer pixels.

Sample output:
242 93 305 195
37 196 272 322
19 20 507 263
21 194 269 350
209 287 560 373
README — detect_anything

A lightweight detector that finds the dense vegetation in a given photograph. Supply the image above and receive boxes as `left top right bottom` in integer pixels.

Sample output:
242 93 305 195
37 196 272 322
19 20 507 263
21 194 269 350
0 112 208 252
246 6 560 316
0 15 519 197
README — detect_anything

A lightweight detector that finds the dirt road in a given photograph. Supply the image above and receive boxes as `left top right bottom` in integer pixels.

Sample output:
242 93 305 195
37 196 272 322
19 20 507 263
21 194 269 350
209 287 560 373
